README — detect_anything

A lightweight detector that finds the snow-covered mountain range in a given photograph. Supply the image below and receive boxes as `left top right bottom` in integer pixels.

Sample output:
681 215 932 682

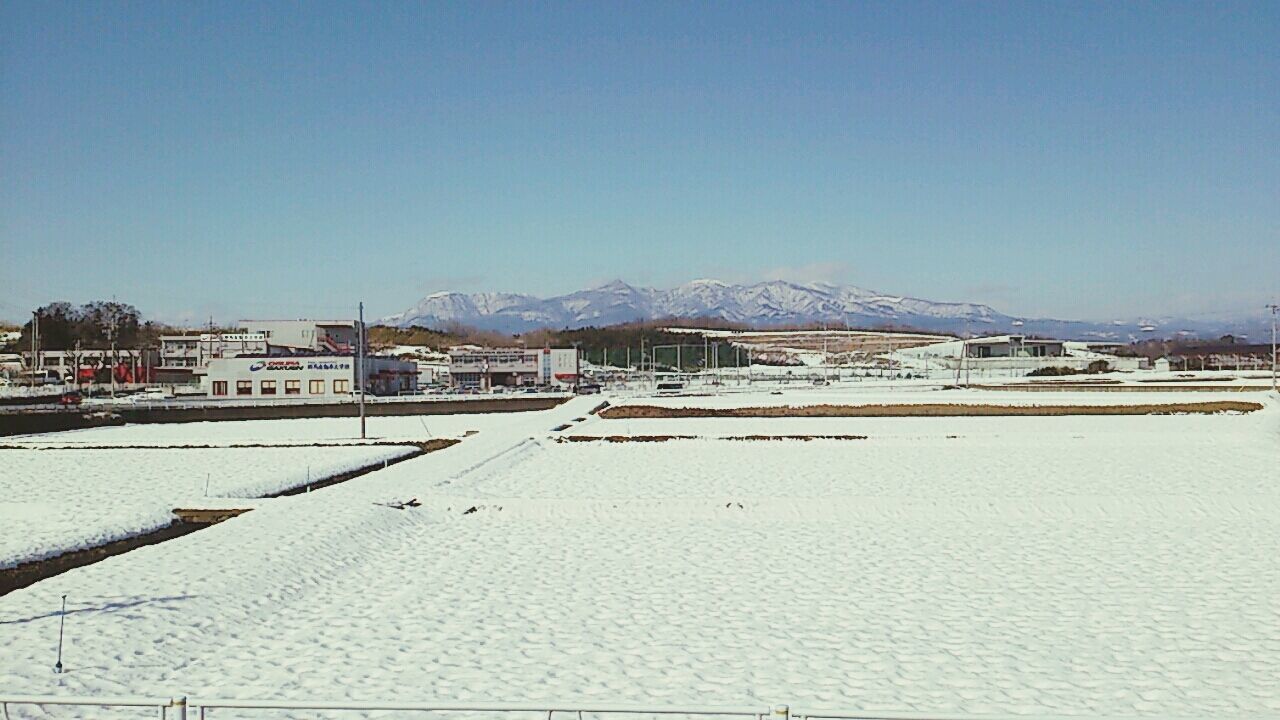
381 279 1266 340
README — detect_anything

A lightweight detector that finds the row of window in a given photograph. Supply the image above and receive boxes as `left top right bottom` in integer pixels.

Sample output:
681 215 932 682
452 354 538 364
211 379 350 396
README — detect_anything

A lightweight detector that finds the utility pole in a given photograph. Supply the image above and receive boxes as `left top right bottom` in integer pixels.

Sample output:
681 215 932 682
358 302 366 439
108 311 117 404
1267 304 1278 390
573 341 581 392
30 311 38 388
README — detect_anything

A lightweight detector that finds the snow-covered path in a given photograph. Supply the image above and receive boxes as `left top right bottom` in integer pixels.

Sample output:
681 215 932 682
2 394 1278 718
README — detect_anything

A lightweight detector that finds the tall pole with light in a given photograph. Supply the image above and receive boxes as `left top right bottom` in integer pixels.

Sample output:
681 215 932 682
358 302 367 439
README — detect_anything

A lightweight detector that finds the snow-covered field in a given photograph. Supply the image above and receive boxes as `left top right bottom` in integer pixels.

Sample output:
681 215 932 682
0 445 416 569
1 390 1278 718
606 385 1277 409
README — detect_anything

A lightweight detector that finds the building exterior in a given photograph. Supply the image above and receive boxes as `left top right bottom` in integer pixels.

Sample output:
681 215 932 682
448 347 578 389
240 320 357 354
372 346 452 387
965 335 1066 359
157 332 270 383
20 349 158 384
159 320 364 386
205 355 417 398
414 359 451 386
895 334 1146 373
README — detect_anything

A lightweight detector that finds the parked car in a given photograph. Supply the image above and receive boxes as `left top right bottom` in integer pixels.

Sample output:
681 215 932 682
576 383 602 395
58 391 83 406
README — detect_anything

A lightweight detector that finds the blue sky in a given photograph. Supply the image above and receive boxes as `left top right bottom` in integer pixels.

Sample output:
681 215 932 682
2 1 1277 325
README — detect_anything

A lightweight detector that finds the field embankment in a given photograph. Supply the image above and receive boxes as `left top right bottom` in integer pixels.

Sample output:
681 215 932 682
601 401 1264 419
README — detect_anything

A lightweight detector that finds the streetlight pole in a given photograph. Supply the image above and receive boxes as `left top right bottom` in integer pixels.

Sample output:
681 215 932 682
358 302 366 439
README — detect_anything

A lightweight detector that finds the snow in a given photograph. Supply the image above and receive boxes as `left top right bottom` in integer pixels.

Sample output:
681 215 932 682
0 445 416 569
1 391 1278 717
606 385 1279 409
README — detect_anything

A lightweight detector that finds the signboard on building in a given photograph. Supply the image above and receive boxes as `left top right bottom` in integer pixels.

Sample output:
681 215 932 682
201 333 266 343
248 359 351 372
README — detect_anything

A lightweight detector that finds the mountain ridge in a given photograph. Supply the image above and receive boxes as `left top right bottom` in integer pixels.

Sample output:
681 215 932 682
382 280 1266 341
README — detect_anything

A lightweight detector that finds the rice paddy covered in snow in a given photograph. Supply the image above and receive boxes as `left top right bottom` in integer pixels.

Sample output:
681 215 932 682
0 445 417 569
1 387 1278 718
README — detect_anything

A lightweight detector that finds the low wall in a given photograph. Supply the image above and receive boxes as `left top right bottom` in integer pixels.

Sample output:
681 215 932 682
0 412 125 436
1 396 567 436
115 397 567 424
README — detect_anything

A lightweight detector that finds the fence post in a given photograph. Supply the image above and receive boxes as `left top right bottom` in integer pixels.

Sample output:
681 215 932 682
171 697 188 720
772 705 789 720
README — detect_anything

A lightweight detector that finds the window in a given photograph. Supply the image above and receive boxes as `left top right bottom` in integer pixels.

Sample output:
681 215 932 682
260 380 277 395
236 380 252 395
309 379 325 394
333 379 350 394
212 381 228 396
285 379 300 395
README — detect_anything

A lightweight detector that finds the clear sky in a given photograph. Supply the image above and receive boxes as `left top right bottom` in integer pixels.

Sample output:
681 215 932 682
2 1 1277 325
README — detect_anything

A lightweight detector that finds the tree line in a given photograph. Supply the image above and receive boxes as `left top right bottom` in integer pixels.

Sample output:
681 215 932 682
15 301 177 351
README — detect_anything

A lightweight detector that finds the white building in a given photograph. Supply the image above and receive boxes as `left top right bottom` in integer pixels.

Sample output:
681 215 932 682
448 347 578 389
892 334 1147 373
373 345 452 386
205 355 417 398
160 320 363 384
240 320 358 354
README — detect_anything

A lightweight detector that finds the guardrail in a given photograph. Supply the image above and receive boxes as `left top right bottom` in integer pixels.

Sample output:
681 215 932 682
0 694 178 719
189 699 772 719
2 697 1259 720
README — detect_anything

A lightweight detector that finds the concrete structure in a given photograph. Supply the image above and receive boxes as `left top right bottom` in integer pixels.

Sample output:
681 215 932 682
414 360 450 386
372 346 452 386
965 335 1066 359
157 332 270 383
448 347 578 389
893 334 1146 374
160 320 362 385
205 355 417 398
240 320 358 354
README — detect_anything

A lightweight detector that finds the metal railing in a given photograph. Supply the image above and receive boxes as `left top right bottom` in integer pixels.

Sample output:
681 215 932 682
0 694 179 719
3 696 1269 720
189 699 772 720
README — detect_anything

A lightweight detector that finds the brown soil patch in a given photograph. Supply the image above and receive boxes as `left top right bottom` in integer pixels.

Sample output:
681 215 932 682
600 401 1263 419
558 434 870 443
971 383 1269 392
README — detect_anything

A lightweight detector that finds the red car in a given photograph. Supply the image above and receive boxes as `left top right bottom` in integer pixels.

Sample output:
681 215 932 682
58 391 83 406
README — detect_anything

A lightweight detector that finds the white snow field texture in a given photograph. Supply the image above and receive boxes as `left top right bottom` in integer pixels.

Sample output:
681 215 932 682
0 445 417 569
0 390 1278 719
